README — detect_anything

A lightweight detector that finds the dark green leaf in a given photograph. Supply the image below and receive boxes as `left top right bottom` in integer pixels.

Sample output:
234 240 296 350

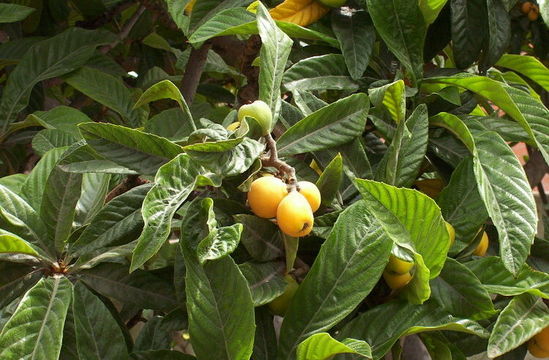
315 153 343 207
450 0 486 68
0 262 41 308
253 307 278 360
479 0 510 71
297 332 372 360
283 55 358 92
239 261 286 306
0 4 35 23
234 214 284 261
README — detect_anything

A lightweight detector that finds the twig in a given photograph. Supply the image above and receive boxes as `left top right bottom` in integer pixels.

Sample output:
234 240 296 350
100 5 146 54
261 133 297 188
181 41 212 104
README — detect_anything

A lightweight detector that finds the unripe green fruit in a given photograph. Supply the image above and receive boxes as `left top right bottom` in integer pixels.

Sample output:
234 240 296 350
238 100 272 136
268 275 299 316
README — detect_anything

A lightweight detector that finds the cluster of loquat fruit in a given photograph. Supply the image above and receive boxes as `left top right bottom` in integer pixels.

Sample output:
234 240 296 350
247 175 321 237
521 1 540 21
529 327 549 358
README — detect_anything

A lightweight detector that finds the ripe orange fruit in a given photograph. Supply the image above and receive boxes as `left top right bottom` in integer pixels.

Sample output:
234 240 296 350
276 191 314 237
529 6 539 21
473 232 489 256
528 327 549 358
521 1 533 14
248 176 288 219
297 181 321 212
386 255 414 275
383 271 413 290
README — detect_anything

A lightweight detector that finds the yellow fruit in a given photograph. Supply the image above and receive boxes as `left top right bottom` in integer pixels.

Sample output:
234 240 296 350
414 179 444 198
386 255 414 275
184 0 196 14
248 176 288 219
270 0 330 27
383 271 413 290
276 191 314 237
226 122 240 131
529 6 539 21
268 275 299 316
237 100 272 136
446 222 455 245
533 327 549 351
521 1 533 14
297 181 321 212
473 232 489 256
528 340 549 358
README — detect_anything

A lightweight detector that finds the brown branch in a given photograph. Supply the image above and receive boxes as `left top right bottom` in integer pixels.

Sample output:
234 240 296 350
100 5 146 54
261 133 297 188
181 42 212 104
524 147 549 188
237 35 262 106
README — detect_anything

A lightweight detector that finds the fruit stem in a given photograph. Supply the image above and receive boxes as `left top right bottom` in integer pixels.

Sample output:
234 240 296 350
262 133 297 189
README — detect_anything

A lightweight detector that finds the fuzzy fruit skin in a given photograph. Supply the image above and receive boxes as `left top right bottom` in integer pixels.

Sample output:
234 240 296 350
248 177 288 219
237 100 272 136
521 1 533 13
386 255 414 275
446 222 456 245
383 271 413 290
533 327 549 350
528 340 549 358
276 191 314 237
473 232 489 256
297 181 321 212
317 0 346 7
268 275 299 316
528 6 539 21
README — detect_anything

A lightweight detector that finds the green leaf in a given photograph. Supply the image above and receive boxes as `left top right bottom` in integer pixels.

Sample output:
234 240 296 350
283 54 358 92
0 174 26 194
189 0 250 32
131 350 196 360
239 261 286 306
65 67 147 127
0 229 42 258
180 205 255 360
368 80 406 124
430 258 496 320
32 129 77 156
134 311 188 351
376 104 429 187
419 0 448 24
79 122 184 175
130 154 200 272
315 153 343 207
479 0 510 71
134 80 195 130
29 106 91 139
496 55 549 92
467 256 549 299
297 332 371 360
0 184 52 259
0 28 115 131
0 276 73 360
429 112 537 274
252 307 277 360
74 173 111 227
331 10 375 80
72 282 129 360
234 214 284 261
145 108 195 141
438 157 489 254
354 179 450 303
0 262 41 309
21 147 67 211
257 3 293 123
277 93 369 156
277 201 393 360
70 184 151 258
80 263 178 311
0 4 35 23
450 0 486 68
487 294 549 358
337 300 489 360
40 167 82 253
366 0 426 83
197 223 243 263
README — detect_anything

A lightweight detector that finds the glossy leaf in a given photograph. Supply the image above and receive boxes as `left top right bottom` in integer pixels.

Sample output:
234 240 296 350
257 3 293 122
337 300 489 360
40 167 82 253
277 93 369 156
0 28 115 130
467 256 549 299
283 54 358 92
188 0 250 32
80 263 178 311
130 154 200 272
331 10 375 80
73 172 111 227
315 153 343 207
0 4 35 23
368 80 406 124
487 294 549 358
79 122 184 175
277 201 393 360
0 262 41 309
0 276 73 360
32 129 77 156
496 55 549 92
297 332 371 360
479 0 510 71
234 214 284 261
450 0 486 68
197 223 242 263
65 67 147 127
253 307 278 360
72 282 129 360
239 261 286 306
366 0 426 82
419 0 448 24
430 258 496 320
0 229 42 258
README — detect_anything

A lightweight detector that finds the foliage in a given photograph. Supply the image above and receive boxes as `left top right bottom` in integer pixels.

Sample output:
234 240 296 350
0 0 548 359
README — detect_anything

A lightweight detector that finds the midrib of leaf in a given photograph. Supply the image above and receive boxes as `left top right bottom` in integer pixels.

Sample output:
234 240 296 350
490 297 543 354
443 185 479 222
0 269 40 293
54 173 80 244
391 0 413 74
81 303 102 359
283 235 380 359
436 276 485 315
250 264 284 290
244 226 283 258
30 277 60 360
0 208 50 255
